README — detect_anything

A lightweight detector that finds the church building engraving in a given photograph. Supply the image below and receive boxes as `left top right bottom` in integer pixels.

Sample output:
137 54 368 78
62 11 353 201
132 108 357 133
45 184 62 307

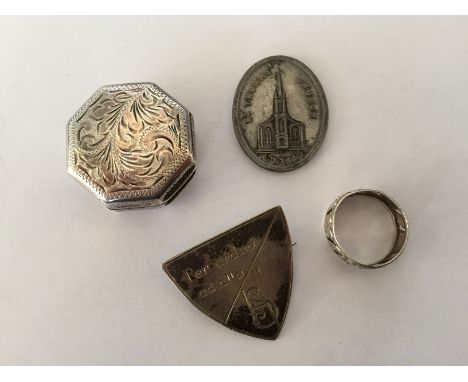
257 68 306 152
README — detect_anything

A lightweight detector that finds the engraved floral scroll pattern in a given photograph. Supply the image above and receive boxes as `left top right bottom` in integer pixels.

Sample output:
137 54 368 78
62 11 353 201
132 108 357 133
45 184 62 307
73 87 181 195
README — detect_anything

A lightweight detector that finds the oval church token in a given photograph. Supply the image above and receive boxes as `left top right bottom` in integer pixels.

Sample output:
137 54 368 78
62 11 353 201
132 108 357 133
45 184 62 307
233 55 328 172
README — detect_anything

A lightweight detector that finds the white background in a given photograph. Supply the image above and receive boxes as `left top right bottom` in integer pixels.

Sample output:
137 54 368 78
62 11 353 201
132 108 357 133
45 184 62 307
0 16 467 365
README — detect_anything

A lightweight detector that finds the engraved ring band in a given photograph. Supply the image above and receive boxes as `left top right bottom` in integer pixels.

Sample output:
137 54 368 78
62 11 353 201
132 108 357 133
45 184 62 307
324 189 409 269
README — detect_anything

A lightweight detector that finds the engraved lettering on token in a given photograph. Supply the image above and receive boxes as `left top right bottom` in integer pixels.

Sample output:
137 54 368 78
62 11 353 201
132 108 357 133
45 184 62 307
233 56 328 172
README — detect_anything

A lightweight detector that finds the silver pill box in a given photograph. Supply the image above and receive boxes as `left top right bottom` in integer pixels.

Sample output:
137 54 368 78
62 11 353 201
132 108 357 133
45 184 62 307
67 82 195 210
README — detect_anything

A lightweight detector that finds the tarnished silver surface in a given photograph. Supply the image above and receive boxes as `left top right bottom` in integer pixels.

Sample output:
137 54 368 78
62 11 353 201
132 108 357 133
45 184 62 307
163 206 293 340
324 189 409 269
67 82 196 210
233 55 328 172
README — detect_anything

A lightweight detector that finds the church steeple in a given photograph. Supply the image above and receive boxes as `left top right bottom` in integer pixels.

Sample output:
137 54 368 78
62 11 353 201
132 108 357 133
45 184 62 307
272 68 288 147
274 68 285 98
273 68 287 117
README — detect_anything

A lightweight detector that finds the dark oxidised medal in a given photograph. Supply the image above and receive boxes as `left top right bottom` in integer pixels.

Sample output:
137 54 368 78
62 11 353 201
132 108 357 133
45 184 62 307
162 206 292 340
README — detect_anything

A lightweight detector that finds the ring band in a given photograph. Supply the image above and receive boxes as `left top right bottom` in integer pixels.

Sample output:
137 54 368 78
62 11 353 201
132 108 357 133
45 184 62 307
324 189 409 269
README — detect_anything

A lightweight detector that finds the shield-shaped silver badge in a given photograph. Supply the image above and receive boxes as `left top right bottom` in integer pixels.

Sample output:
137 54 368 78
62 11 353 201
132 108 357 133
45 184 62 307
162 206 293 340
